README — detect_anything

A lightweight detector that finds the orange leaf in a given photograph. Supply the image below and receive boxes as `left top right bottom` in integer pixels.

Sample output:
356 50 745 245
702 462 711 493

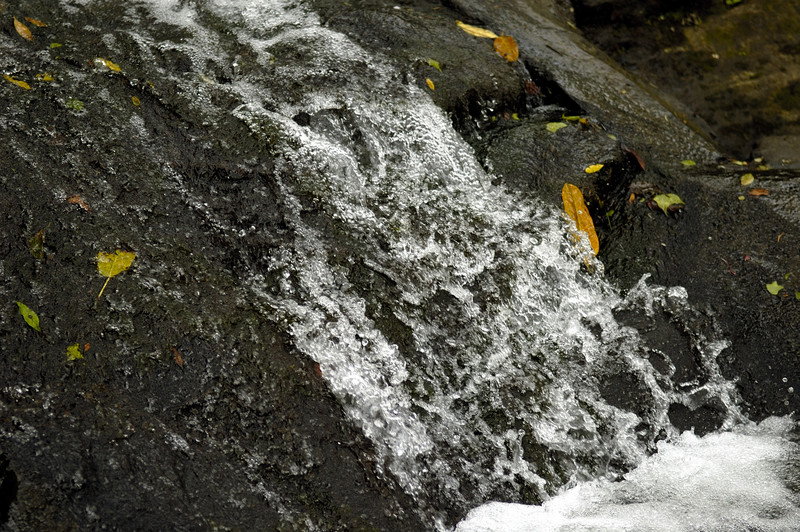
67 194 90 211
493 35 519 62
748 188 769 196
562 183 599 256
13 18 33 41
25 17 47 27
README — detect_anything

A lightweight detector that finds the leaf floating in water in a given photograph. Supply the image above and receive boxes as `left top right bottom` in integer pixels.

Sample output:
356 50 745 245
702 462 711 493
562 183 599 256
546 122 567 133
653 193 685 215
426 78 435 91
95 58 121 72
25 17 47 27
493 35 519 62
748 188 769 196
456 20 498 39
66 343 84 361
584 163 604 174
427 58 441 72
740 173 754 186
14 18 34 41
766 281 783 296
3 74 31 90
16 301 41 332
96 250 136 300
681 159 696 167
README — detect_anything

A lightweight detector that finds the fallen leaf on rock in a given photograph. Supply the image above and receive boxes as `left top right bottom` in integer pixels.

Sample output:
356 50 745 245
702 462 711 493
622 145 646 170
25 17 47 27
96 250 136 299
170 346 184 367
3 74 31 90
95 57 121 72
653 193 684 215
681 159 696 167
66 343 83 361
427 58 441 71
561 114 581 121
562 183 599 256
131 95 140 106
740 173 754 186
493 35 518 62
426 78 435 91
766 281 783 295
29 229 45 259
456 20 498 39
748 188 769 196
584 163 604 174
49 42 62 48
546 122 567 133
35 73 54 82
67 194 90 211
16 301 41 331
13 18 33 41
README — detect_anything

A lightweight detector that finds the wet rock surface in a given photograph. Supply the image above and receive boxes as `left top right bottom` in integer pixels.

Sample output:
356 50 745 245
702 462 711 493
0 0 798 529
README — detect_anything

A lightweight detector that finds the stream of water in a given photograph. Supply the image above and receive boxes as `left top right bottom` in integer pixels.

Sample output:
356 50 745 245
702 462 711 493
136 0 799 529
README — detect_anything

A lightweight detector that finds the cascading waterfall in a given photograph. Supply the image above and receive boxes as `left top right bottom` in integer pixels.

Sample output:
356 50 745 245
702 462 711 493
137 0 798 529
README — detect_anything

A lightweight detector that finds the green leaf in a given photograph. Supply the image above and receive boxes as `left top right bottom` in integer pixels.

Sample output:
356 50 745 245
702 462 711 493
50 42 62 48
681 159 696 167
766 281 783 295
795 291 800 300
546 122 567 133
29 229 45 260
652 193 685 214
561 114 581 121
16 301 41 332
66 343 84 361
740 173 754 186
427 58 441 72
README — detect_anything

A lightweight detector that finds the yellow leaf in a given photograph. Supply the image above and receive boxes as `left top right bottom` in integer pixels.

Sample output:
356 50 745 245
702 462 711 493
14 18 33 41
562 183 599 256
66 343 84 361
35 73 54 82
96 250 136 299
3 74 31 90
95 58 121 72
546 122 567 133
584 164 604 174
493 35 519 62
25 17 47 27
740 173 754 186
426 78 435 91
131 95 141 106
456 20 499 39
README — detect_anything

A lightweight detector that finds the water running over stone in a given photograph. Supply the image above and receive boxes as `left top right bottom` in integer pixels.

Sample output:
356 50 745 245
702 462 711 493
128 0 795 527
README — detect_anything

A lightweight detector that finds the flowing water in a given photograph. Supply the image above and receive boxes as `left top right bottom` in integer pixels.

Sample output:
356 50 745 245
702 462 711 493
129 0 798 528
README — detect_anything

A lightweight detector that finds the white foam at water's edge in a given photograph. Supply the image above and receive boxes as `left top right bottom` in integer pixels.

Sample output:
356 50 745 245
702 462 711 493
457 417 800 532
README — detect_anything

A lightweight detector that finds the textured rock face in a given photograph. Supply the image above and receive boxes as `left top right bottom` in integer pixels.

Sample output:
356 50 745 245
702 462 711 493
0 0 798 530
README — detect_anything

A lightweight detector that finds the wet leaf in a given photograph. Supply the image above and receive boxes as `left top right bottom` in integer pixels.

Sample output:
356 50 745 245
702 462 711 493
622 145 646 170
427 58 441 72
25 17 47 27
13 18 33 41
681 159 696 167
426 78 435 91
16 301 41 332
653 193 684 215
131 95 141 106
796 291 800 300
562 183 599 256
493 35 519 62
3 74 31 90
96 250 136 299
49 42 62 48
66 343 84 361
740 173 754 186
766 281 783 296
546 122 567 133
35 73 54 82
171 347 184 367
29 229 45 260
95 57 121 72
732 160 747 166
67 194 90 211
748 188 769 196
584 163 604 174
561 114 581 121
456 20 498 39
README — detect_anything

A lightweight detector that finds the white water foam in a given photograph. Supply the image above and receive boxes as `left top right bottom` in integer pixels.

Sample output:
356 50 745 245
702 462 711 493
457 417 800 531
